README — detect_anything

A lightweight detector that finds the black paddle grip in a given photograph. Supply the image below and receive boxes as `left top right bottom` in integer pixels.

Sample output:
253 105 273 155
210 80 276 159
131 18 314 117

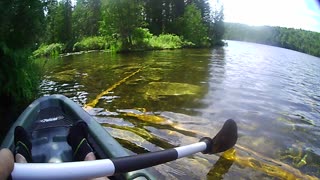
199 137 212 154
112 149 178 174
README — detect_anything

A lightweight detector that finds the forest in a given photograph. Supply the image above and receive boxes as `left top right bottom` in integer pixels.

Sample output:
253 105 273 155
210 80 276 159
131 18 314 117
0 0 224 137
34 0 225 56
224 23 320 57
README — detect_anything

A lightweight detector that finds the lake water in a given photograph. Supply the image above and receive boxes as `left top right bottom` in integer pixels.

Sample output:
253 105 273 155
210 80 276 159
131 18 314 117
40 41 320 179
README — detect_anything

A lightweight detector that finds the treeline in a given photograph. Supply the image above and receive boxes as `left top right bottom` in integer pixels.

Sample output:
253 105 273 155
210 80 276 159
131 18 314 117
224 23 320 57
35 0 225 55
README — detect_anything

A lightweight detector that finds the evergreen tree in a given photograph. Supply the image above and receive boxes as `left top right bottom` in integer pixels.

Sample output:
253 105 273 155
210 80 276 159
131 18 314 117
44 0 59 43
181 3 208 46
210 4 224 45
61 0 73 44
100 0 144 49
73 0 101 40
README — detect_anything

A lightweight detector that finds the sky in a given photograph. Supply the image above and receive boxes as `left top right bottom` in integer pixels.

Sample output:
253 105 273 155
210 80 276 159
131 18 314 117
214 0 320 32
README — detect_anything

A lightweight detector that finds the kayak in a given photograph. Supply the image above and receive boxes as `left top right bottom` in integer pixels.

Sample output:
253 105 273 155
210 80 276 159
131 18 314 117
1 94 154 179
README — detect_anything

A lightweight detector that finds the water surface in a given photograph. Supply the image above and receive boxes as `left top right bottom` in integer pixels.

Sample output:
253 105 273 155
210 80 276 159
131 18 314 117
40 41 320 179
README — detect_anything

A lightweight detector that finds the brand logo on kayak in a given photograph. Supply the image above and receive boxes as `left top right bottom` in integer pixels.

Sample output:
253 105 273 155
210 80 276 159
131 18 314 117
39 116 64 123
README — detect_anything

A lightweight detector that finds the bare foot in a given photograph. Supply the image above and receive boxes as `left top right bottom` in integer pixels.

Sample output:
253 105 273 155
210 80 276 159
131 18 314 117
15 153 27 163
84 152 109 180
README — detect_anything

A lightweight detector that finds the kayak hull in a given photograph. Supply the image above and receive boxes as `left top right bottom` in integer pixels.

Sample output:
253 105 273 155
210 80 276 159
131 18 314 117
1 94 154 180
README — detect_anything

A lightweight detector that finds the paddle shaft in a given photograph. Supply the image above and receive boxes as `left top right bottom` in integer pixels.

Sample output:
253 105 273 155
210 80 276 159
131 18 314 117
12 142 207 179
12 118 238 179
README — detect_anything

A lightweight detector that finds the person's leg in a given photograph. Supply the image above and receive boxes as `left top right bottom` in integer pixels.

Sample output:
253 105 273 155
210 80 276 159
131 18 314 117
14 126 32 163
0 148 14 180
67 122 94 161
67 122 109 180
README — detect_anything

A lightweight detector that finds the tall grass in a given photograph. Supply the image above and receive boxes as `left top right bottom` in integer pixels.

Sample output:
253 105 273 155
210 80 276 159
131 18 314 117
73 36 106 52
33 43 64 58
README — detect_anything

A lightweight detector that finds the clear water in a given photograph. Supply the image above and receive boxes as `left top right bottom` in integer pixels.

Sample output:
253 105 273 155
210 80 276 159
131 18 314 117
39 41 320 179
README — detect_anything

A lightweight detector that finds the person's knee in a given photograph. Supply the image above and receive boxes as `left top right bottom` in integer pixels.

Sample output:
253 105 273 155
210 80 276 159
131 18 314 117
0 148 14 180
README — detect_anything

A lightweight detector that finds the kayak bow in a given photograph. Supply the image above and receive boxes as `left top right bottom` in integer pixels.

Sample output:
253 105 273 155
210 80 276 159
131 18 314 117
12 119 237 179
1 95 238 180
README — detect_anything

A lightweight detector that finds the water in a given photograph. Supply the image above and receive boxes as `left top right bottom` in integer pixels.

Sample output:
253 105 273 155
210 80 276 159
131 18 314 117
39 41 320 179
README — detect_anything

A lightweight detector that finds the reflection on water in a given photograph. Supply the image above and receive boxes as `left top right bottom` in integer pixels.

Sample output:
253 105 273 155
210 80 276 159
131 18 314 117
40 41 320 179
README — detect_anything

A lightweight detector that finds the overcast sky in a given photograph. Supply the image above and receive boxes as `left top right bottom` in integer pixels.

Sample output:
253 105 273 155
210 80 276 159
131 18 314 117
215 0 320 32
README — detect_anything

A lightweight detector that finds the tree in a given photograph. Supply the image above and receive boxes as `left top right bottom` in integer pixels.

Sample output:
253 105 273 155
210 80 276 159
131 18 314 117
73 0 101 40
144 0 163 35
209 1 224 45
44 0 72 46
44 0 59 43
0 0 44 137
181 3 208 46
100 0 144 50
0 0 44 49
61 0 73 44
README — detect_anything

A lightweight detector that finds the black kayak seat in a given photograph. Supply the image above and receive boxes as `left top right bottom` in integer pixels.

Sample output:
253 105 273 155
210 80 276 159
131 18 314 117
31 106 73 163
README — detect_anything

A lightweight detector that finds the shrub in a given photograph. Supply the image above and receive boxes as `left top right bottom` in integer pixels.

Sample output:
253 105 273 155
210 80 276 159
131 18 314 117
1 44 40 103
73 36 106 52
132 28 153 47
149 34 194 49
33 43 64 58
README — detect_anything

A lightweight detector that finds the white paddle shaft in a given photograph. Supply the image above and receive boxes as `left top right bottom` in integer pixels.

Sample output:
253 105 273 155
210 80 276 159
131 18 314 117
11 142 207 179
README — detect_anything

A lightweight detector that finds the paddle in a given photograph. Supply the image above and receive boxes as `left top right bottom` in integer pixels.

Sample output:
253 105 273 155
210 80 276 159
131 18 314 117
12 119 237 180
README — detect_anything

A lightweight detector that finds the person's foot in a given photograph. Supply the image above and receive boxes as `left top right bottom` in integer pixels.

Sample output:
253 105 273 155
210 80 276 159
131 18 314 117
67 122 93 161
14 126 32 163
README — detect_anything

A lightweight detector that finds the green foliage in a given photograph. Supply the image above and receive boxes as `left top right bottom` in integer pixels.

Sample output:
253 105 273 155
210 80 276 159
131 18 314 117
1 47 40 102
144 0 211 35
0 45 40 117
149 34 194 49
73 0 101 40
180 4 209 47
209 4 225 46
40 0 223 51
33 43 64 57
73 36 106 51
100 0 144 50
103 28 193 52
131 28 153 48
0 0 44 49
224 23 320 57
0 0 43 107
44 0 72 46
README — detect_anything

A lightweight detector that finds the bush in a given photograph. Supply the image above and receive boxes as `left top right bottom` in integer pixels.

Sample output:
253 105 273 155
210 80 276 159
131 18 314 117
132 28 153 47
1 44 40 104
149 34 194 49
33 43 64 58
73 36 106 52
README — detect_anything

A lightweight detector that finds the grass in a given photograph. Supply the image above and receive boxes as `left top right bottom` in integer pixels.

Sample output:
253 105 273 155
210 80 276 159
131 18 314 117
73 36 106 52
33 43 64 58
149 34 194 49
